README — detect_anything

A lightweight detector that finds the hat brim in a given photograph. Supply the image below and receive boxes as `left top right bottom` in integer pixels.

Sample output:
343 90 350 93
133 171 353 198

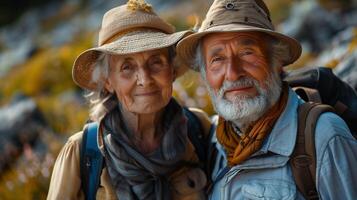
73 30 193 90
177 24 302 70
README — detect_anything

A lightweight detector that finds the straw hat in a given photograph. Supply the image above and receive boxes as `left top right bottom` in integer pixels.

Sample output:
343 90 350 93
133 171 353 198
177 0 302 70
72 0 192 90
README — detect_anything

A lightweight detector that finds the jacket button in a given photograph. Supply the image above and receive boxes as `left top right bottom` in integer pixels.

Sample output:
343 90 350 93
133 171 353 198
187 178 195 188
225 3 235 10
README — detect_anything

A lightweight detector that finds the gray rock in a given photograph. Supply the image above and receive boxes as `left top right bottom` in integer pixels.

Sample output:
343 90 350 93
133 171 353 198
0 94 49 173
280 0 357 53
334 50 357 90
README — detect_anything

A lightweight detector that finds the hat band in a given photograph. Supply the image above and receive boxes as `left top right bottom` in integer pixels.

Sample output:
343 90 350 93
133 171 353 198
204 21 273 31
102 27 166 45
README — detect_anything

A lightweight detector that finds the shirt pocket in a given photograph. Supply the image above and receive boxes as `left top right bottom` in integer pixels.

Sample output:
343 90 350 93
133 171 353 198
242 179 296 200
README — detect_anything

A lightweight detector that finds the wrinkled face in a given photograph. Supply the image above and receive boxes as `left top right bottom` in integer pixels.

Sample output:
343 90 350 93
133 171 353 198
105 48 174 114
201 32 282 122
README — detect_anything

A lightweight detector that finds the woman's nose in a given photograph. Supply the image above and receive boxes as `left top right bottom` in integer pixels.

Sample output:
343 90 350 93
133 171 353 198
136 68 154 86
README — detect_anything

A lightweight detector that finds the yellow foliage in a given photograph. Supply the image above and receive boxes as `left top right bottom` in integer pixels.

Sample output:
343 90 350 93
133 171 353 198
0 165 48 200
325 59 339 68
0 33 94 99
175 71 215 116
348 28 357 53
36 94 88 135
265 0 294 24
285 53 317 70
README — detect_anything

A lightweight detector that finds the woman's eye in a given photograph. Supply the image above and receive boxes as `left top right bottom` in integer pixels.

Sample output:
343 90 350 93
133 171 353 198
152 59 163 66
149 58 167 70
121 63 133 72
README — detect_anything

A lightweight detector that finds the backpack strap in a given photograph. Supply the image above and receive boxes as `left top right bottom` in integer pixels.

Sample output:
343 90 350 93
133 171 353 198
80 122 103 200
206 121 218 180
183 107 207 165
290 102 334 200
293 87 322 103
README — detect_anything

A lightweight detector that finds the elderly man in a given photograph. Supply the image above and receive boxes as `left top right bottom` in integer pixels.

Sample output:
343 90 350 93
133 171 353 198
177 0 357 199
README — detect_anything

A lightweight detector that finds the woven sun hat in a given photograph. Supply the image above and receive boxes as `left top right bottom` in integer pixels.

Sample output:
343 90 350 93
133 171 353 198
177 0 302 70
72 0 192 91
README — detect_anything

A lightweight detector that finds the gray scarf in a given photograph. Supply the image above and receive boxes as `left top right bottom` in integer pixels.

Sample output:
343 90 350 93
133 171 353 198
102 99 188 200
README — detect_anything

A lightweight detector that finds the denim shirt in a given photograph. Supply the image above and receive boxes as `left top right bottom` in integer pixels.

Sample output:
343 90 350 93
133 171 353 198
210 89 357 200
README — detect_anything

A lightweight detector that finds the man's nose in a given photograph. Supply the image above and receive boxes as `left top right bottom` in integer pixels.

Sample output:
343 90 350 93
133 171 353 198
225 57 246 81
136 68 154 86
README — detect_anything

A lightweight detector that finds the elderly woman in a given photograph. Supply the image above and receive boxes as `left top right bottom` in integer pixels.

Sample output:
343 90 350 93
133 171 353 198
47 1 211 200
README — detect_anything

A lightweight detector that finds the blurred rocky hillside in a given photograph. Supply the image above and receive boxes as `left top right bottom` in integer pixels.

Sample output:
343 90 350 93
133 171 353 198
0 0 356 199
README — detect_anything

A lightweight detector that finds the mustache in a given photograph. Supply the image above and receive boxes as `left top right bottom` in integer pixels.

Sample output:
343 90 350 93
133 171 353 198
217 77 259 98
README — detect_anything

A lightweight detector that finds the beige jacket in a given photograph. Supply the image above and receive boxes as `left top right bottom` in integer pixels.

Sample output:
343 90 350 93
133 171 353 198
47 108 211 200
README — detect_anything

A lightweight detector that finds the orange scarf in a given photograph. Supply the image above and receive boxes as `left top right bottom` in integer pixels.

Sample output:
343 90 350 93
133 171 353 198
216 84 289 166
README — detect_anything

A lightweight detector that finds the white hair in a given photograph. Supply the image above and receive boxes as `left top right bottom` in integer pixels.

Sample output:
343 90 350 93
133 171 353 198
85 53 115 121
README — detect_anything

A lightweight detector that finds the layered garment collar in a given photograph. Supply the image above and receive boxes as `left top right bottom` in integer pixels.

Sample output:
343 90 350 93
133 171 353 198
102 98 189 200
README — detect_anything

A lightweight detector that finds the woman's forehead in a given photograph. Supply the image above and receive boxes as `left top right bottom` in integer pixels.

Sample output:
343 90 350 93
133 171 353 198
109 48 170 61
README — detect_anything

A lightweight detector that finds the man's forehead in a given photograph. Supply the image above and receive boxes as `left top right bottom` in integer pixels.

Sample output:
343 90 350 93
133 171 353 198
202 32 265 47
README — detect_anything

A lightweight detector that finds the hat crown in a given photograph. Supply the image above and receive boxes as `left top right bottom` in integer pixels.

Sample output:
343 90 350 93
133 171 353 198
98 1 175 46
200 0 274 32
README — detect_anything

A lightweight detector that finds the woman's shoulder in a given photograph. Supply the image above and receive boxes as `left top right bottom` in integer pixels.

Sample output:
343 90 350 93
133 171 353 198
56 131 84 165
67 131 84 144
47 131 85 200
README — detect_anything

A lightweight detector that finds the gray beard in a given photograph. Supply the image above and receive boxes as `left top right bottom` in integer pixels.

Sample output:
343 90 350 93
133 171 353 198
206 71 282 132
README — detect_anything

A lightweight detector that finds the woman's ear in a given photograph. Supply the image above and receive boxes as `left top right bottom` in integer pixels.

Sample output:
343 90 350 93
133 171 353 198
104 79 114 93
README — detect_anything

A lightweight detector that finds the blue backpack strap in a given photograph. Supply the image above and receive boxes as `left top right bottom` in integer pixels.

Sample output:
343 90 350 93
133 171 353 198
80 122 103 200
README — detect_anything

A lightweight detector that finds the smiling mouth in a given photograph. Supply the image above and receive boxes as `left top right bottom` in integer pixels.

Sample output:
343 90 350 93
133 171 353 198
225 86 253 94
135 91 160 96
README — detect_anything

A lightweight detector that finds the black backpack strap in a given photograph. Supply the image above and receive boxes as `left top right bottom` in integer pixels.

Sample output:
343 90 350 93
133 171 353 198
290 102 334 200
183 108 219 195
206 122 217 179
80 122 103 200
183 107 206 165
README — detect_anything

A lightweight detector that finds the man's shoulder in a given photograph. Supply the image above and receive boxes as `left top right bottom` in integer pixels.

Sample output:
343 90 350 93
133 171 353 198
315 112 353 139
314 111 354 157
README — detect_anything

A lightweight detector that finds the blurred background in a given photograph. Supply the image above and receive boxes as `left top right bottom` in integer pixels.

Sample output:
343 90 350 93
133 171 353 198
0 0 356 199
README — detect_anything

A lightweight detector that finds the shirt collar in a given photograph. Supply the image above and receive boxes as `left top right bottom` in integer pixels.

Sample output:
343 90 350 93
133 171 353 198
255 88 301 157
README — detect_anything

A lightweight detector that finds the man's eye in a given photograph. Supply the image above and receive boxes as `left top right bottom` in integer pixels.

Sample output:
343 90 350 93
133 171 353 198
239 50 254 57
240 51 253 56
211 56 224 63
